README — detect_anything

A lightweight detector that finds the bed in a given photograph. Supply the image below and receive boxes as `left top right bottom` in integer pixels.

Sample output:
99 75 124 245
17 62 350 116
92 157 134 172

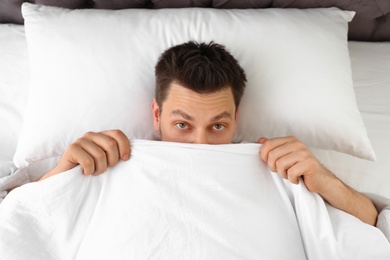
0 0 390 259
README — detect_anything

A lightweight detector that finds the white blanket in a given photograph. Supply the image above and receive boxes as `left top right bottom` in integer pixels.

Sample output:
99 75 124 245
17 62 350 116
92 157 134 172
0 140 389 260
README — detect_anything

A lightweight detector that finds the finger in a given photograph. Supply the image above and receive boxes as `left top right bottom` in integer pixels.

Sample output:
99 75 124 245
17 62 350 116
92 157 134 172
263 144 297 172
286 163 305 185
259 137 291 163
101 130 131 161
83 130 130 167
84 132 120 167
261 137 306 171
257 137 268 144
74 137 109 175
284 151 319 185
274 151 301 179
64 143 97 175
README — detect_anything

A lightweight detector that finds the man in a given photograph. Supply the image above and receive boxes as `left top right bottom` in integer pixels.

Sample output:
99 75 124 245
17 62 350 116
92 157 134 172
39 41 378 226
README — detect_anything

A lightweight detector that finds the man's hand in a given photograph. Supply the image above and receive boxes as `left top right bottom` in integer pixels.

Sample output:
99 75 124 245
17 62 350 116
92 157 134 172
39 130 131 181
258 136 378 226
258 136 333 194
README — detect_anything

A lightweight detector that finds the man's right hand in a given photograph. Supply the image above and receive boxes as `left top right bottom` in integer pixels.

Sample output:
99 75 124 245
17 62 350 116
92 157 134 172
39 130 130 181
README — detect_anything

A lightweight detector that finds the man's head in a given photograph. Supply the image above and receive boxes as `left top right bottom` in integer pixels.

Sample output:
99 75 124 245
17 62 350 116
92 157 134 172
152 41 247 144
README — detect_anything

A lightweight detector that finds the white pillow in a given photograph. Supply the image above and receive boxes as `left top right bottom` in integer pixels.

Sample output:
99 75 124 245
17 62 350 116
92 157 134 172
0 25 29 160
15 3 375 168
0 24 30 175
312 41 390 199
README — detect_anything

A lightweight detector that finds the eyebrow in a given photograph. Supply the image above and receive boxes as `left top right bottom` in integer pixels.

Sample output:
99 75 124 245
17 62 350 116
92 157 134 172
171 110 232 122
171 110 193 121
210 111 232 122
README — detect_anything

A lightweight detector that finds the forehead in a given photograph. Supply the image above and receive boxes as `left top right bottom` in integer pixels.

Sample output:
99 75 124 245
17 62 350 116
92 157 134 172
164 82 235 109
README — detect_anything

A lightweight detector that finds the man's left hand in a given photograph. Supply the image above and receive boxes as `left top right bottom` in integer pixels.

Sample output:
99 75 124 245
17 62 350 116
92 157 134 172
258 136 334 194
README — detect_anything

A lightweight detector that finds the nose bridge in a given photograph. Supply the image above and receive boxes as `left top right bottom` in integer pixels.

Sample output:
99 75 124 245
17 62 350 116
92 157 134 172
193 128 208 144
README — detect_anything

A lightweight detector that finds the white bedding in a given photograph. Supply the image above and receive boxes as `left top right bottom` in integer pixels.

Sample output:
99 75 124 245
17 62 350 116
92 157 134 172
0 25 389 199
0 140 389 260
0 20 390 259
312 41 390 199
0 23 390 195
0 24 29 180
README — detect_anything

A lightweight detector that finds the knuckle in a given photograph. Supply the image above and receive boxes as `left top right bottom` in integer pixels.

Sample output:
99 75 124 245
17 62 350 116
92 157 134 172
267 150 277 163
82 160 95 175
297 142 306 151
110 129 123 138
95 168 105 175
67 142 82 155
106 139 118 150
275 159 283 171
83 158 94 168
83 131 96 138
262 140 270 151
68 142 80 150
96 150 106 160
296 149 307 158
287 171 298 183
107 159 118 167
280 169 288 179
287 167 296 177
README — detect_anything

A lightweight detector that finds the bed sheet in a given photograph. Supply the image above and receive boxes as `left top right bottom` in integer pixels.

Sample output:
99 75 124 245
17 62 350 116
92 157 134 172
1 140 389 260
312 41 390 199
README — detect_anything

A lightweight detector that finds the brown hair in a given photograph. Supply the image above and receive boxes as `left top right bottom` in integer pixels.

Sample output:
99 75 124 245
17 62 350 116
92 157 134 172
154 41 247 110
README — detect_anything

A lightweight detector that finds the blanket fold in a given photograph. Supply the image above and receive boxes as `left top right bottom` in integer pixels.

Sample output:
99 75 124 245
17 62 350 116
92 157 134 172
0 140 389 260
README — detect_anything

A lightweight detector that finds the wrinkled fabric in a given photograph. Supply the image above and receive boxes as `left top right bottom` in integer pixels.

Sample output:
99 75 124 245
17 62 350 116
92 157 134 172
0 140 389 260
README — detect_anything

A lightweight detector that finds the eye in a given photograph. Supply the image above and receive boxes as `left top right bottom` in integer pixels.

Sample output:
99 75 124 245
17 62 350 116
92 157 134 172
213 124 225 130
176 122 188 129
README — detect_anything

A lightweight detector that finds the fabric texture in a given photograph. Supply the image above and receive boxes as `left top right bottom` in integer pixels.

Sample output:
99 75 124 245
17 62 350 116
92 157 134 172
0 25 29 163
0 0 389 41
1 27 390 200
0 166 29 203
312 41 390 199
14 4 375 169
1 140 390 259
0 24 29 178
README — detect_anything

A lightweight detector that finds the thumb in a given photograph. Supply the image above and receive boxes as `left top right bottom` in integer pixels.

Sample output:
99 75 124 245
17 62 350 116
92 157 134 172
258 137 268 144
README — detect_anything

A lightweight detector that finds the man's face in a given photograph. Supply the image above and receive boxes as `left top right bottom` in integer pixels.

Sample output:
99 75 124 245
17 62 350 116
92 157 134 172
152 83 238 144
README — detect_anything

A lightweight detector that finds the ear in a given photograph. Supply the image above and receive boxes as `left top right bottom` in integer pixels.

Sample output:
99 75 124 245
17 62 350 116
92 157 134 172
152 98 160 131
233 107 239 132
234 107 239 122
